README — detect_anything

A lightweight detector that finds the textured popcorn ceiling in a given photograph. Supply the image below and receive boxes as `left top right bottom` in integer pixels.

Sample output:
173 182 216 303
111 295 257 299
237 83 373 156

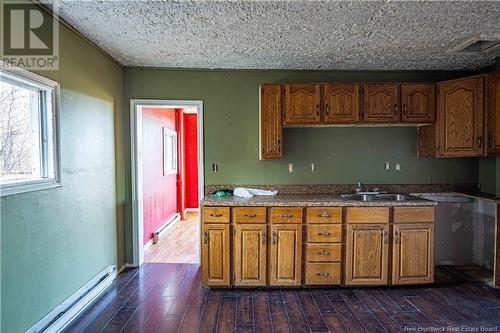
46 0 500 70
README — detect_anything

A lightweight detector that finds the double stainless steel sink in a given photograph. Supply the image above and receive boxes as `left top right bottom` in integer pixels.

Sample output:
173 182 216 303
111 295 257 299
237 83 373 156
340 193 416 202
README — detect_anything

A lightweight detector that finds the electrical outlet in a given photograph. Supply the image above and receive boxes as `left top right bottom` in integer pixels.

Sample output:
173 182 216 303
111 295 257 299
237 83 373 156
395 163 401 171
212 163 218 173
310 162 315 173
288 163 293 173
384 162 390 171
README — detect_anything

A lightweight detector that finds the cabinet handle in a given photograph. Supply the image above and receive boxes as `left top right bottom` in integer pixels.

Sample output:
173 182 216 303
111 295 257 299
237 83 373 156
209 213 223 217
318 212 331 218
203 231 208 244
316 104 320 116
478 136 483 148
272 231 277 245
394 231 400 245
244 214 257 217
394 104 399 115
281 213 294 218
383 231 389 244
318 251 331 255
325 104 330 116
262 232 267 245
318 232 332 236
316 272 330 276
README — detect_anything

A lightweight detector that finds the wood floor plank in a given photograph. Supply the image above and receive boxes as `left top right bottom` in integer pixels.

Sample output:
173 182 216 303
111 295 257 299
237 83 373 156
269 302 292 333
311 290 337 315
297 290 329 332
217 295 236 333
253 291 273 333
282 291 310 333
340 289 385 333
353 289 402 333
198 296 221 333
328 298 365 333
100 305 137 333
178 305 204 333
236 290 253 326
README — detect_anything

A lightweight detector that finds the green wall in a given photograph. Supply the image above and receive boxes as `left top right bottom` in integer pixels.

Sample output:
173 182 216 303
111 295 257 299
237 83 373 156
123 68 479 261
0 13 124 333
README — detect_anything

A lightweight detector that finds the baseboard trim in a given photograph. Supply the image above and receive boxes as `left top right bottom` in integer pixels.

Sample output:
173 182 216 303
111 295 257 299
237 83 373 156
184 208 199 214
143 238 154 251
153 213 180 244
26 265 116 333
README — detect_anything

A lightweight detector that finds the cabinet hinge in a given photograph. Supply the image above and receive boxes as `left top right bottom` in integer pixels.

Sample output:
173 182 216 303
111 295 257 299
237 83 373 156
232 274 235 282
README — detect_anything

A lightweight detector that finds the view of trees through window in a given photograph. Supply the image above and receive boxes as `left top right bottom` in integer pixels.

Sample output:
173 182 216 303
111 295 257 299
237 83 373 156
0 80 41 183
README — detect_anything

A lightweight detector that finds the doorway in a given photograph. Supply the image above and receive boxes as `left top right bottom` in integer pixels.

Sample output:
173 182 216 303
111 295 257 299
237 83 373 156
130 100 203 267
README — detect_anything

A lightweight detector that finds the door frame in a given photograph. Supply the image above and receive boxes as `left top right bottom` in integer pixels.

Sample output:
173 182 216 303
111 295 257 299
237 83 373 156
130 99 204 267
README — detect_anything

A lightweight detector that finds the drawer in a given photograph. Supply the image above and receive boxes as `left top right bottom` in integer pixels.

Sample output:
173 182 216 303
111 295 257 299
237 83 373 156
306 207 342 224
233 207 266 223
306 225 341 243
304 243 341 262
202 207 230 223
271 207 303 223
393 207 435 223
345 207 389 223
304 263 341 285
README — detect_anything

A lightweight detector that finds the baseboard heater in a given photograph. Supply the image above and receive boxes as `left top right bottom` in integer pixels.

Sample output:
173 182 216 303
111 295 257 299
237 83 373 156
26 265 117 333
153 213 180 244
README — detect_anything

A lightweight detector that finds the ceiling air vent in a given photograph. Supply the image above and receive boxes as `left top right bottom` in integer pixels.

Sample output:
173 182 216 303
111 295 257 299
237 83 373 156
457 38 500 53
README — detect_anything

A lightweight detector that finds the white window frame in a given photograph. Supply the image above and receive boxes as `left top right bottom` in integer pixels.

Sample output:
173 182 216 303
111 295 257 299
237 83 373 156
163 127 178 176
0 65 61 197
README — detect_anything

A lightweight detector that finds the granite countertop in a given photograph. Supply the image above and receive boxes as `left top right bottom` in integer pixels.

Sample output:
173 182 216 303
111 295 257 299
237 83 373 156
201 193 436 207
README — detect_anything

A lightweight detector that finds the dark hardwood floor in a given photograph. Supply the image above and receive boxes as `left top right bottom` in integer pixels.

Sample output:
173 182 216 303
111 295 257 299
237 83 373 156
64 263 500 333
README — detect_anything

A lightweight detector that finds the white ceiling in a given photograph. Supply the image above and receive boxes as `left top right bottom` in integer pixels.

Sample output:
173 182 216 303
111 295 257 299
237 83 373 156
45 1 500 70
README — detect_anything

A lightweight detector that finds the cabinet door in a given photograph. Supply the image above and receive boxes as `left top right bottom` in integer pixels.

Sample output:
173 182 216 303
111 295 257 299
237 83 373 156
284 84 321 125
363 84 400 122
269 224 302 286
438 76 484 157
323 83 360 123
259 84 283 160
201 224 230 286
345 224 389 286
401 84 436 123
233 224 267 286
487 72 500 155
393 223 434 285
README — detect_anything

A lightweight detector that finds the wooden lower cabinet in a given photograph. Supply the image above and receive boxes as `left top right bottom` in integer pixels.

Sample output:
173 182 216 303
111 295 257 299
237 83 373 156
345 224 389 286
201 224 230 286
392 223 434 285
233 224 267 286
269 224 302 286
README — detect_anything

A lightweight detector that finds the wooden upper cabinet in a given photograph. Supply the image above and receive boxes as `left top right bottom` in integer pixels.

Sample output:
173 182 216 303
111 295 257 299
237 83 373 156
392 223 434 285
401 84 436 123
345 224 389 286
487 71 500 155
283 84 321 125
202 224 230 286
269 224 302 286
438 76 485 157
233 224 267 286
259 84 283 160
323 83 360 123
363 84 400 123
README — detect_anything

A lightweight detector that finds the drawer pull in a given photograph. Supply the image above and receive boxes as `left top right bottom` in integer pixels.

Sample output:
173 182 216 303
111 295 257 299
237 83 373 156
317 232 332 236
244 214 257 217
209 213 223 217
281 214 294 218
318 212 331 218
318 251 331 255
316 272 330 277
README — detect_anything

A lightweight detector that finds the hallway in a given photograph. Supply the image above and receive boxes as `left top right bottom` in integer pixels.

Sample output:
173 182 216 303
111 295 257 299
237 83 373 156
144 212 200 264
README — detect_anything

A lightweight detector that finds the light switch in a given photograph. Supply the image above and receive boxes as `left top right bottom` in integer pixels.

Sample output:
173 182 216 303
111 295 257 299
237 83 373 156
212 163 218 173
310 162 315 173
384 162 390 171
288 163 293 173
395 163 401 171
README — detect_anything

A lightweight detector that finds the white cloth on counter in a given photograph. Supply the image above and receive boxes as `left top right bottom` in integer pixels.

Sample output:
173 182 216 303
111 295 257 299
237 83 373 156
233 187 278 198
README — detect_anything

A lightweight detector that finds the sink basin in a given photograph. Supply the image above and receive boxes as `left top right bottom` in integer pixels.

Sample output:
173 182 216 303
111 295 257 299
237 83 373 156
340 194 376 201
340 193 416 202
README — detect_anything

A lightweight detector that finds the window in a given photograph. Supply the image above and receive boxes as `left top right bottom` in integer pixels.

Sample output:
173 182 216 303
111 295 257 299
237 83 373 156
0 66 61 196
163 127 177 176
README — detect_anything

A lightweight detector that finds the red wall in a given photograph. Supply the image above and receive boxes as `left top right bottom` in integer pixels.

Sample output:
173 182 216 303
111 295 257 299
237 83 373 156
183 113 199 209
142 107 178 245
